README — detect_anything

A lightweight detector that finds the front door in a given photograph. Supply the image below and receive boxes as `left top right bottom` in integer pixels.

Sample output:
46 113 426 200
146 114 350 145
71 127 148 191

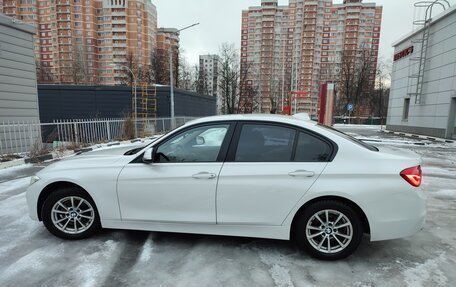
117 123 232 223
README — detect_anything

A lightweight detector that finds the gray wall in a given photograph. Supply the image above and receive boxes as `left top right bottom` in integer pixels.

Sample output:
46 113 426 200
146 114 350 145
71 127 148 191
0 14 40 123
387 7 456 139
0 15 41 155
37 85 216 122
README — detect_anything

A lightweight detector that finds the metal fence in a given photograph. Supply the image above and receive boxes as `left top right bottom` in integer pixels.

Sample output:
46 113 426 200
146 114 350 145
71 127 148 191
0 116 195 156
334 116 386 125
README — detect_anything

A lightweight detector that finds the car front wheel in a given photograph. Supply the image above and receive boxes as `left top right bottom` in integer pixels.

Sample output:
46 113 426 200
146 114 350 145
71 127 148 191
42 188 101 239
294 200 363 260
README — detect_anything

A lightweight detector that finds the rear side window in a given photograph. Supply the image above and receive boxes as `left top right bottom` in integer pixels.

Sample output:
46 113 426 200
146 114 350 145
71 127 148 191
235 124 296 162
295 132 332 162
318 124 378 152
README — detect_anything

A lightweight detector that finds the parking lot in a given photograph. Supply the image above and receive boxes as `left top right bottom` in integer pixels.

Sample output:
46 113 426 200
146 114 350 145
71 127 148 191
0 126 455 287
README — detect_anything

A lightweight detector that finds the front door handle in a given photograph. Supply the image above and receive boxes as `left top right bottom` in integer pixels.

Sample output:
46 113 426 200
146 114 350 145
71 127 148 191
192 172 217 179
288 170 315 178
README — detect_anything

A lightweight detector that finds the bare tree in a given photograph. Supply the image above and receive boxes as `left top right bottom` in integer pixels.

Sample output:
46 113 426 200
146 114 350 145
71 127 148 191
337 47 377 116
364 57 391 124
218 43 246 114
196 64 209 95
177 54 194 91
152 49 168 85
36 59 53 84
71 45 89 85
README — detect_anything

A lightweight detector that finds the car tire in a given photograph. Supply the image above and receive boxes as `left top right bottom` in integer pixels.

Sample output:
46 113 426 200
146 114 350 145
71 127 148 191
294 200 363 260
41 187 101 240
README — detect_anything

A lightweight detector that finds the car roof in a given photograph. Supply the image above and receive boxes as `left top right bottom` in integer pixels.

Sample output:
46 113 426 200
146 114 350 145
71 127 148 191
187 114 318 129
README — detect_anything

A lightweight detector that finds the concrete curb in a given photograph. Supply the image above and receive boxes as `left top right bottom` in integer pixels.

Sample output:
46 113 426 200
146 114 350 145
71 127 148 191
379 129 454 144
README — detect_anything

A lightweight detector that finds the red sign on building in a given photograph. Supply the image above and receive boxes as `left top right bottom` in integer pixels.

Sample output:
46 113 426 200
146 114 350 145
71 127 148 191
394 46 414 62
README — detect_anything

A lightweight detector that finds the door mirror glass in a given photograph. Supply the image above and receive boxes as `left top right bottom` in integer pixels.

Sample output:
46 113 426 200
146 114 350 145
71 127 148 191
143 148 154 163
196 136 205 145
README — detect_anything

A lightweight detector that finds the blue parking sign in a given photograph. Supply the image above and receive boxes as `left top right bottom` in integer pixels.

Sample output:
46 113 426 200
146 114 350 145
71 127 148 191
347 104 354 112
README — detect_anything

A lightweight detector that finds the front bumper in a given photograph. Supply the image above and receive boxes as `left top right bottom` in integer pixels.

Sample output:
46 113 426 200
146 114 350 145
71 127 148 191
25 180 45 221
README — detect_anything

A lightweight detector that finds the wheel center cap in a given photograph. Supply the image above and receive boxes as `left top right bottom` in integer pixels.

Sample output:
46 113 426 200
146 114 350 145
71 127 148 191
325 227 332 234
70 212 77 218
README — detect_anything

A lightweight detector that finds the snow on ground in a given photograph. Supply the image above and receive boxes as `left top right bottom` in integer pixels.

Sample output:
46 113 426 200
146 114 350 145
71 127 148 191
0 177 30 195
334 124 383 129
0 164 33 180
0 126 455 286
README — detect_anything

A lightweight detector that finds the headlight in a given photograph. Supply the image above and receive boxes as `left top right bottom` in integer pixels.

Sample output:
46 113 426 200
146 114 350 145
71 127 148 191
30 175 41 186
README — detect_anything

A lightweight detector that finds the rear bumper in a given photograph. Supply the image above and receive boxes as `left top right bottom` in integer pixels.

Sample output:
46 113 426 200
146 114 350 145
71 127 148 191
367 189 426 241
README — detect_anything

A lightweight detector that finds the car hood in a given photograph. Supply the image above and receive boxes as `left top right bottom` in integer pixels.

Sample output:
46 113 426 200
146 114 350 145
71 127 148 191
76 144 146 158
37 143 147 176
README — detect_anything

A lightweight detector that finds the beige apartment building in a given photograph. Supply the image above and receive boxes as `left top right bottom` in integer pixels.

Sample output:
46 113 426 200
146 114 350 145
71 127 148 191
240 0 382 116
155 27 179 86
1 0 157 85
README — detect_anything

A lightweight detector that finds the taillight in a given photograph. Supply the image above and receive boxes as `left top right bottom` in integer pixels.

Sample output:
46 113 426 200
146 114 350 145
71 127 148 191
400 165 422 187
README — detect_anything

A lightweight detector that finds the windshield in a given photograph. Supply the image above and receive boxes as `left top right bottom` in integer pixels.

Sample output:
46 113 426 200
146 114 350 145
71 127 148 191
318 124 379 152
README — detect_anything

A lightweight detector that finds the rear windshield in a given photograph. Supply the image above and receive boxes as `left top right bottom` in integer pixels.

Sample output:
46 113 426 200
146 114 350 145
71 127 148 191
317 124 379 152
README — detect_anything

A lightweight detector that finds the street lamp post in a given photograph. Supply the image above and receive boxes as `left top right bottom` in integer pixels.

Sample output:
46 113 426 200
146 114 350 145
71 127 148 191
111 64 137 138
169 23 199 128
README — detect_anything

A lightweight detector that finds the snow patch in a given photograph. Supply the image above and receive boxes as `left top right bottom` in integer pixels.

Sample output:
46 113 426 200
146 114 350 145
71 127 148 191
334 124 381 129
431 189 456 200
402 253 448 287
422 166 456 178
259 251 294 287
0 176 30 194
139 235 154 263
0 243 65 280
0 164 32 179
73 240 119 287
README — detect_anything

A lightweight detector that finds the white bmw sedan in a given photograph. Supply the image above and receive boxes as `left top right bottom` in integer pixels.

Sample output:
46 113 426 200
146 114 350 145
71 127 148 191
26 114 426 260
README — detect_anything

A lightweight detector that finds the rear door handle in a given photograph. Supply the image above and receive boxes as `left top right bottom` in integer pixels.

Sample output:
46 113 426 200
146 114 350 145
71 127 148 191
192 172 217 179
288 170 315 177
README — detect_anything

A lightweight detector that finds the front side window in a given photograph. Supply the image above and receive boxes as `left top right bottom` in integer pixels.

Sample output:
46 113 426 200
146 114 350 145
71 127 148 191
155 124 229 162
235 124 296 162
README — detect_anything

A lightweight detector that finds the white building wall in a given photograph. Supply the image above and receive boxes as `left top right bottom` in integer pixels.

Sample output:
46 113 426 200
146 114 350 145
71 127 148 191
387 6 456 139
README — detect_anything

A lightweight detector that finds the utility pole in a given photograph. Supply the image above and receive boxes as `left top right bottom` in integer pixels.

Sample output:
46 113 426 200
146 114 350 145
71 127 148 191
169 23 200 128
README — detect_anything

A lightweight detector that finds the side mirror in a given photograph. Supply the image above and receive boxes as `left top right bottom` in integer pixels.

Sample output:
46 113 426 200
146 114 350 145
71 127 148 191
142 148 154 163
196 136 205 145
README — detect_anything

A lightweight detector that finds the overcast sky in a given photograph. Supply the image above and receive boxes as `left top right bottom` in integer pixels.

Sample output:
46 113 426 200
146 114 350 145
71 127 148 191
153 0 442 67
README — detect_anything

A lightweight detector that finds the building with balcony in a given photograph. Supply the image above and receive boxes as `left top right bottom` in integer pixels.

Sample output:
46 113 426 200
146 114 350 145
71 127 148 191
199 54 222 114
1 0 157 85
240 0 382 117
155 27 180 86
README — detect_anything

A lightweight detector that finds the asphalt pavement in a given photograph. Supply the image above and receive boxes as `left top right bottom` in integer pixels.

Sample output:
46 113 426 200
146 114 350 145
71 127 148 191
0 126 455 287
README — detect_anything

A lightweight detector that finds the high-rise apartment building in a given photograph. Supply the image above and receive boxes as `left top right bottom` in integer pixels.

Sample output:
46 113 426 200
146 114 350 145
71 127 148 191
199 54 222 113
240 0 382 116
1 0 157 85
155 27 179 86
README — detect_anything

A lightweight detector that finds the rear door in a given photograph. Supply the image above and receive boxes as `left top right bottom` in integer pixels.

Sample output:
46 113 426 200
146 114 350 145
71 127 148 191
216 122 334 225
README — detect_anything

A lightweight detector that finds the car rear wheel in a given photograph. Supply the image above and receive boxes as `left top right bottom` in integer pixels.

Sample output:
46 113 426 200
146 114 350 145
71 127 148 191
294 200 363 260
42 188 101 239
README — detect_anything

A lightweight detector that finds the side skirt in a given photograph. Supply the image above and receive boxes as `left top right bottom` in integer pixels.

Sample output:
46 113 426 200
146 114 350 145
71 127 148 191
101 220 290 240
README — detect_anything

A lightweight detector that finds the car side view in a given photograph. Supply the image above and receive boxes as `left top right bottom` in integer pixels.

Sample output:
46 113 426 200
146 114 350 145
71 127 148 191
26 114 426 260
